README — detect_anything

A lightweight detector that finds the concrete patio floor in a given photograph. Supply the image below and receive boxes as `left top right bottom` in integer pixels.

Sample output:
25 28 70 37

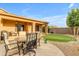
0 40 64 56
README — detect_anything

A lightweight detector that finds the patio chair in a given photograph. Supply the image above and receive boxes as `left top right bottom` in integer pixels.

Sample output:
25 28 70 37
9 31 18 36
18 31 27 41
22 33 37 56
26 33 37 49
37 32 44 46
18 31 27 49
1 31 20 56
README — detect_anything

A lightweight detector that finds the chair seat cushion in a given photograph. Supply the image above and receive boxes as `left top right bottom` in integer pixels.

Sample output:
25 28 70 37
8 44 18 49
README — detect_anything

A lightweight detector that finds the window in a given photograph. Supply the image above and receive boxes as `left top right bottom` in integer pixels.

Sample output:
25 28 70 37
42 27 45 33
16 24 24 31
36 25 39 31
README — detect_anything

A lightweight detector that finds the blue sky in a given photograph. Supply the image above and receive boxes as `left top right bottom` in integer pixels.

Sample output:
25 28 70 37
0 3 79 27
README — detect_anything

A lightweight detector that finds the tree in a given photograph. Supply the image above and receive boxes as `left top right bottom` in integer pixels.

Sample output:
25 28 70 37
74 9 79 36
66 8 79 38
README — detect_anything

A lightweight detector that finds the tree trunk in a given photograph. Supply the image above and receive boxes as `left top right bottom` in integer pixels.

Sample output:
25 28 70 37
73 27 78 41
77 27 79 36
76 27 79 40
73 27 76 40
73 27 76 36
71 27 74 35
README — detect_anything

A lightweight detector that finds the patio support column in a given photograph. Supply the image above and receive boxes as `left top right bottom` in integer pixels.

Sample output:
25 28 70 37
32 22 36 33
45 24 48 34
0 17 3 40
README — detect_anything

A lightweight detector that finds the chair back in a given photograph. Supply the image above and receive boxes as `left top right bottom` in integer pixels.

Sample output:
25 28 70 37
26 33 37 49
19 31 26 36
18 31 27 40
1 31 9 45
26 33 37 43
36 32 42 39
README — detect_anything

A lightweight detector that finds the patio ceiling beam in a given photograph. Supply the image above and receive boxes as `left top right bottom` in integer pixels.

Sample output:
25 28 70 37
0 13 48 24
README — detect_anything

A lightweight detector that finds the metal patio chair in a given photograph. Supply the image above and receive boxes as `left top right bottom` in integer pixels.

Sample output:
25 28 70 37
1 31 20 56
22 33 37 56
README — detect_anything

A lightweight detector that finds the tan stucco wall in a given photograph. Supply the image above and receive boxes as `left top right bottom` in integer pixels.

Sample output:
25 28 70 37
1 19 33 33
0 17 2 31
27 23 32 33
0 17 3 31
2 19 16 32
24 23 32 33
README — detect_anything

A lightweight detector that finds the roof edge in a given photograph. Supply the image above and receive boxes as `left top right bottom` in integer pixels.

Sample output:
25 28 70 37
0 9 48 24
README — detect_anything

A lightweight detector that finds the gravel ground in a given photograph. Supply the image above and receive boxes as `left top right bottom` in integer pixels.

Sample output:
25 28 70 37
50 41 79 56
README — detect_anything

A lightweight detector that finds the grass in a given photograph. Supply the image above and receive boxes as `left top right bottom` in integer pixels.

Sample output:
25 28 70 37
44 34 75 42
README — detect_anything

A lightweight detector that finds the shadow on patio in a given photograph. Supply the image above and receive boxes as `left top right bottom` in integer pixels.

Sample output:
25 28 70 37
0 40 64 56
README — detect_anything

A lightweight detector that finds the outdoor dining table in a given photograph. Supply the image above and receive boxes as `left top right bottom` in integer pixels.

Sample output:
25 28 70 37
15 37 26 43
15 36 27 48
8 36 26 44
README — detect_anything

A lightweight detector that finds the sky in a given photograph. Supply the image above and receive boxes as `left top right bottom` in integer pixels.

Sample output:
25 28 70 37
0 3 79 27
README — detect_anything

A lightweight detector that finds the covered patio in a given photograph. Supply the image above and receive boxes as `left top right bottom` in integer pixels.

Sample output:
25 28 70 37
0 9 48 40
0 9 48 56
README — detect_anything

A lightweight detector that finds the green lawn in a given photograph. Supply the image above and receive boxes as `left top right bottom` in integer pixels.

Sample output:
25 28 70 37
44 34 75 42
